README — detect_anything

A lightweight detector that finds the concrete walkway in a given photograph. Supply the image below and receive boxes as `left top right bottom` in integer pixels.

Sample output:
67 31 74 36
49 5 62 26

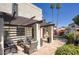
31 39 66 55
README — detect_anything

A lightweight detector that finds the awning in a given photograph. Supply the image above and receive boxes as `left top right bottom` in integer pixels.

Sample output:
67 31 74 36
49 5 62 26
0 12 42 26
0 12 54 27
5 16 42 26
40 21 55 27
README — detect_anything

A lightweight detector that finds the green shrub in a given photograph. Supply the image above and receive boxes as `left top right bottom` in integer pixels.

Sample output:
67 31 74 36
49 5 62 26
64 32 74 44
55 44 79 55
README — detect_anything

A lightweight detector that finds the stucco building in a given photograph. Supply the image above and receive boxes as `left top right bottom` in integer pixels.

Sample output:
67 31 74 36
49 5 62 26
0 3 54 55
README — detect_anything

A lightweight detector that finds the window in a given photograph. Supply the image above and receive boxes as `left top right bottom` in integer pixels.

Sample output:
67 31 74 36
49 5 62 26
17 27 25 36
12 3 18 16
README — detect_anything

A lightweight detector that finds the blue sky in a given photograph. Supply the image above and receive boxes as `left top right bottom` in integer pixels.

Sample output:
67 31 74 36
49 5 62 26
34 3 79 28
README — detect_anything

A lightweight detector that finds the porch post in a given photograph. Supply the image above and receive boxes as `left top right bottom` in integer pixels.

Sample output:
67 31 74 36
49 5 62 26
48 26 54 43
25 27 27 41
0 18 4 55
33 23 41 49
40 27 43 39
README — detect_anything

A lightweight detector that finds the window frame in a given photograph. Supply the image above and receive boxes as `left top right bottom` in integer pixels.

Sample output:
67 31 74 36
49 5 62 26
17 26 25 36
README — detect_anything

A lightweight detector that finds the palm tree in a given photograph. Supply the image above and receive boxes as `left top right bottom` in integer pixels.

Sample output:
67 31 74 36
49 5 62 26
50 3 55 23
55 3 61 36
56 3 61 27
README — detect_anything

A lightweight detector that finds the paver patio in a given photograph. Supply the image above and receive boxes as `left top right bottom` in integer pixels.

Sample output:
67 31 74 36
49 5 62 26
31 39 67 55
6 38 66 55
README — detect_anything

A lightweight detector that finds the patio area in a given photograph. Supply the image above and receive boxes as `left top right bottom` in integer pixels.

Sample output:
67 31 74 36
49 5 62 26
31 39 67 55
5 38 66 55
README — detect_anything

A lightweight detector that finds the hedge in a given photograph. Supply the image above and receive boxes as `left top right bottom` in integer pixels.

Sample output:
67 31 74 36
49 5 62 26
55 44 79 55
64 32 74 44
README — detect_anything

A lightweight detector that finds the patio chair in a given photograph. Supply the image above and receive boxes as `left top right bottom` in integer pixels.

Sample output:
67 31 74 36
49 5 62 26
17 38 37 54
23 40 37 54
25 37 32 45
4 39 17 55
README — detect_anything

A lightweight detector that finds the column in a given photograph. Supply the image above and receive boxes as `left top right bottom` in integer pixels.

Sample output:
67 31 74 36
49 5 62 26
0 18 4 55
40 27 43 46
33 23 41 49
25 27 27 41
48 26 54 43
40 27 43 39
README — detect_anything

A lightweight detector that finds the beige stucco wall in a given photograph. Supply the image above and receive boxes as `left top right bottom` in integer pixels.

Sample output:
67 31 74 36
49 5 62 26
0 3 12 14
0 3 42 21
18 3 42 20
0 18 4 55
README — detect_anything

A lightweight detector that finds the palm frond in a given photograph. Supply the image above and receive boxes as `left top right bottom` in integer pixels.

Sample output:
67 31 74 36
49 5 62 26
56 3 61 9
51 3 55 9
